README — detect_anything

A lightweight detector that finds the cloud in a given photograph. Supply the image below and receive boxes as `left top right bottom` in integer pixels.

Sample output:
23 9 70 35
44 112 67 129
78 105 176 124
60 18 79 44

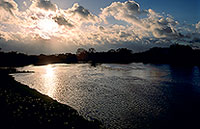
53 16 74 27
146 10 180 38
100 1 180 39
152 26 178 38
99 26 104 31
30 0 57 11
100 1 147 27
0 0 199 54
191 37 200 43
196 21 200 31
65 3 100 24
23 1 27 7
119 31 132 38
0 0 18 15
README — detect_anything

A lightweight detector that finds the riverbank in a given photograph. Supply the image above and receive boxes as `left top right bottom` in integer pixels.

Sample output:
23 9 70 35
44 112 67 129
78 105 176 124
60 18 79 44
0 69 103 129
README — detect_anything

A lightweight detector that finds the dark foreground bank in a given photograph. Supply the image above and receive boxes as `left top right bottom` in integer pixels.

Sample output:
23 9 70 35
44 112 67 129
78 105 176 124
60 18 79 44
0 69 103 129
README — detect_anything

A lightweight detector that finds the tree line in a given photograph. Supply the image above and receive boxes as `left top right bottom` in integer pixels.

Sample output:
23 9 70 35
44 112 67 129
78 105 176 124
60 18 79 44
0 44 200 67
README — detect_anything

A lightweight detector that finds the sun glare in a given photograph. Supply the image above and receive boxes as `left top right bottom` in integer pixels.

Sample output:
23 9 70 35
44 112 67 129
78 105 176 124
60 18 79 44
44 65 56 97
45 65 55 76
37 18 59 33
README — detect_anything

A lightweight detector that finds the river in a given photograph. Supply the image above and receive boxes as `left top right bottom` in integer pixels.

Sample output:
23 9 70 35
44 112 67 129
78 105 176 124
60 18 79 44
12 63 200 129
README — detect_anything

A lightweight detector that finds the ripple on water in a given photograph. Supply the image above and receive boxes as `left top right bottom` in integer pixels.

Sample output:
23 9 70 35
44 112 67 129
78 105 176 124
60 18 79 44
13 63 200 129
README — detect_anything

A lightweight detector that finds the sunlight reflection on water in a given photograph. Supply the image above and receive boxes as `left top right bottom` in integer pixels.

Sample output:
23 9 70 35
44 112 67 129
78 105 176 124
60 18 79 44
13 63 200 129
44 65 56 97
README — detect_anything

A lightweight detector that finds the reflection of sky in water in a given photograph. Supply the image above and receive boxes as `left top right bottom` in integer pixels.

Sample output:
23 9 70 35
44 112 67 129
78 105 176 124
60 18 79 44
13 63 200 129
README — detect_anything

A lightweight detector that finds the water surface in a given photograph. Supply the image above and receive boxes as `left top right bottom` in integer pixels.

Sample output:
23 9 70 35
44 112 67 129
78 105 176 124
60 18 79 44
13 63 200 129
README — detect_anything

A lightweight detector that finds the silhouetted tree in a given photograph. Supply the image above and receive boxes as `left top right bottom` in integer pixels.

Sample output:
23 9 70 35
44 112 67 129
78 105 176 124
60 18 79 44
76 48 88 61
116 48 132 54
0 44 199 67
65 53 77 63
108 49 116 53
88 48 96 53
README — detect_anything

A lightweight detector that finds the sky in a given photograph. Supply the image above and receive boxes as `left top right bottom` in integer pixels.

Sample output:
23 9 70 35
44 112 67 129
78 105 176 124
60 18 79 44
0 0 199 54
16 0 200 24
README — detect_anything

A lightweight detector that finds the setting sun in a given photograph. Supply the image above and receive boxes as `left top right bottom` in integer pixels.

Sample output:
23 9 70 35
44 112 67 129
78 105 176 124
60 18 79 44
37 18 59 36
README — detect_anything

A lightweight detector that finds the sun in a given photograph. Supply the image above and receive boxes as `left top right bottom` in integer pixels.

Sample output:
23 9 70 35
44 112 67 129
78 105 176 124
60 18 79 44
38 18 59 32
37 18 59 38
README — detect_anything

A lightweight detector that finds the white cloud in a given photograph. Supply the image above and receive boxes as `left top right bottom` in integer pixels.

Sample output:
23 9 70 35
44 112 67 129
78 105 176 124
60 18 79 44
64 3 100 24
23 1 27 7
196 21 200 31
100 1 180 38
100 1 147 28
146 10 180 38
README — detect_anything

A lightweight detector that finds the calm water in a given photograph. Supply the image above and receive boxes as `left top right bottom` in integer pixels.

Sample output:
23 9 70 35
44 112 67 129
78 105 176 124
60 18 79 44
13 63 200 129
